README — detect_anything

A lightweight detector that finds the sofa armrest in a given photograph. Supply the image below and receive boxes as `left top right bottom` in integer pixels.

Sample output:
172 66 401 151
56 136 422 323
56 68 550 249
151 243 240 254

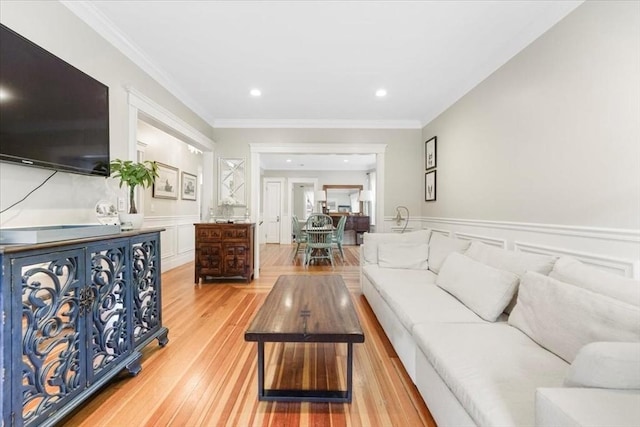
536 387 640 427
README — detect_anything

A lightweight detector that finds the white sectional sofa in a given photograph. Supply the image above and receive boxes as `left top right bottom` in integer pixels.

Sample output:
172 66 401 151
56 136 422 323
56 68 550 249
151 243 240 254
360 230 640 426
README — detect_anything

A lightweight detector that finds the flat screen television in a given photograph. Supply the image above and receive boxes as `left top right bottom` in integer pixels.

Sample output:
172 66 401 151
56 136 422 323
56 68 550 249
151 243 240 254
0 23 110 177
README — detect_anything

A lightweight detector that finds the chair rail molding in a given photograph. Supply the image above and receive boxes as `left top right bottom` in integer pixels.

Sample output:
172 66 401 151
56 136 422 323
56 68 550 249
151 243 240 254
419 216 640 243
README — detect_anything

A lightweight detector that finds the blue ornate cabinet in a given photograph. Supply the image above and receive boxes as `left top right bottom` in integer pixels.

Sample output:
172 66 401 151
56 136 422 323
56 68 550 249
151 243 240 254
1 229 168 426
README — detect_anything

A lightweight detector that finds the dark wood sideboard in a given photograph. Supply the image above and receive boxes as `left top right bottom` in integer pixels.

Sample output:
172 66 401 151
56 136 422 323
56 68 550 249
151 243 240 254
329 214 370 245
194 223 255 283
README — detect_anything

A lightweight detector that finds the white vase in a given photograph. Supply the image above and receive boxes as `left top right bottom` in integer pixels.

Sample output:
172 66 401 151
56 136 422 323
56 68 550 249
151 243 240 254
119 213 144 230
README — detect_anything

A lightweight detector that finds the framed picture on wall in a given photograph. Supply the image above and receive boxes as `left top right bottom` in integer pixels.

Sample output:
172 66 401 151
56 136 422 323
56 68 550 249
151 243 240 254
181 171 197 201
153 162 179 199
425 136 437 171
425 171 436 202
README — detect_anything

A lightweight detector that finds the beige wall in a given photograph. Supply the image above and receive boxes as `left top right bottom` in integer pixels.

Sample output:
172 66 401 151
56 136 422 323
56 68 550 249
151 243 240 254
421 0 640 230
213 127 422 218
0 1 213 227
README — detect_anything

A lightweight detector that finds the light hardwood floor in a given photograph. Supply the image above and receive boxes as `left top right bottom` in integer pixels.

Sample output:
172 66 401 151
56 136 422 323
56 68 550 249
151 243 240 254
63 244 436 427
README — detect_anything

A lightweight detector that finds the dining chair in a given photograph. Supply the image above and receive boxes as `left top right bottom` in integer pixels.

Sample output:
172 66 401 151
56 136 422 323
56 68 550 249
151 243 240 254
332 215 347 262
304 213 334 267
291 215 307 261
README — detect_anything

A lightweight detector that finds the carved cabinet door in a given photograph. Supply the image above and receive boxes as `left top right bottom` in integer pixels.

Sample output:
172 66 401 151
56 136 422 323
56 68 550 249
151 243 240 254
130 234 167 350
13 248 87 426
87 239 132 383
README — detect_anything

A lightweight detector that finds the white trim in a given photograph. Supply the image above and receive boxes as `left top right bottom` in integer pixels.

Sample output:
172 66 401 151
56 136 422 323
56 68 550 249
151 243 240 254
126 87 214 151
214 119 422 129
61 1 213 125
420 217 640 243
430 228 451 237
250 143 387 155
454 232 507 248
514 242 639 279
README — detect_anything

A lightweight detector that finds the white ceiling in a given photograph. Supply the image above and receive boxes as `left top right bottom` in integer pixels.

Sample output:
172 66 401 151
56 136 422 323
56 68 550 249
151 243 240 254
64 1 582 129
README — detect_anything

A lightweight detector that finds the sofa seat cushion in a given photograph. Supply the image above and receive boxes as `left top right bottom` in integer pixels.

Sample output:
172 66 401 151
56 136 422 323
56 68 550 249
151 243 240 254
413 322 569 427
377 278 490 332
362 264 437 293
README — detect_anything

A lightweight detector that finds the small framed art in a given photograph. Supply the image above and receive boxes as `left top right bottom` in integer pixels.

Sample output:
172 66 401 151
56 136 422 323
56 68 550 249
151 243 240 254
425 136 437 171
181 171 197 201
153 162 179 199
425 171 436 202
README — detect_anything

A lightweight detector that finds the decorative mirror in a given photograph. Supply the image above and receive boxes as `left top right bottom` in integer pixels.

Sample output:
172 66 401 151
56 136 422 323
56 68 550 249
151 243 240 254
323 184 364 214
218 157 246 206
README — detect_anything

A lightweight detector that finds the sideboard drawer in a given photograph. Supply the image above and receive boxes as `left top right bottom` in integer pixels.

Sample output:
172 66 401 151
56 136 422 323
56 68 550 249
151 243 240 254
197 227 223 242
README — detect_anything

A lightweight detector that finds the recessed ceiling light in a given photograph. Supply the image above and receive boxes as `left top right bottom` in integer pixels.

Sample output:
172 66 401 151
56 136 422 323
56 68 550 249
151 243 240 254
375 88 387 97
344 159 349 163
250 88 261 97
286 159 292 163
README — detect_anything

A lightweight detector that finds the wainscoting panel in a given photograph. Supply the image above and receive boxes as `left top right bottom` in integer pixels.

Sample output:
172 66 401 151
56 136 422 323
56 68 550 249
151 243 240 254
178 223 195 254
514 242 638 278
160 227 178 258
380 217 640 279
454 232 507 248
430 228 450 237
144 214 200 272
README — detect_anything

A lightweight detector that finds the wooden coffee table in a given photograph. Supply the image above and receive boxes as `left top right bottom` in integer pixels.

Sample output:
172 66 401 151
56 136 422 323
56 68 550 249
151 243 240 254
245 274 365 403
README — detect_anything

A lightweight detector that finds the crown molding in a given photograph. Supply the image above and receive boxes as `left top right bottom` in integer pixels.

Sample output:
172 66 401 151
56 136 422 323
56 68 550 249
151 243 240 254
61 0 213 126
212 119 423 130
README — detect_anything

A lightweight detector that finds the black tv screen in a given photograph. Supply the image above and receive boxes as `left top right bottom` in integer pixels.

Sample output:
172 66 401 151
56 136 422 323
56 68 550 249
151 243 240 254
0 24 110 177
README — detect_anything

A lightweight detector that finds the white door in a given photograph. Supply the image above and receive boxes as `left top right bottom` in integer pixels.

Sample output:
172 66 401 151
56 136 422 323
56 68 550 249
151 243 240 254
264 180 282 243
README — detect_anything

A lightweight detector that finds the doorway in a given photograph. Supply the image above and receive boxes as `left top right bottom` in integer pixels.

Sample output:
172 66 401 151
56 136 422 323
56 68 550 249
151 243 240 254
263 178 284 244
250 143 387 278
288 177 319 242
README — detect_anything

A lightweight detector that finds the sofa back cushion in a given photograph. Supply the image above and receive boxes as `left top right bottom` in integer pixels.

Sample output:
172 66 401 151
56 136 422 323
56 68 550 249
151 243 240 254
436 252 520 322
550 256 640 307
428 233 471 274
509 271 640 363
378 242 429 270
362 230 431 265
465 241 557 313
465 241 557 276
564 342 640 389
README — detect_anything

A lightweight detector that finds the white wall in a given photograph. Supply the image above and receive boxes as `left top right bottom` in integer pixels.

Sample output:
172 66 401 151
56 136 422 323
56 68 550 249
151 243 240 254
0 1 213 229
420 0 640 230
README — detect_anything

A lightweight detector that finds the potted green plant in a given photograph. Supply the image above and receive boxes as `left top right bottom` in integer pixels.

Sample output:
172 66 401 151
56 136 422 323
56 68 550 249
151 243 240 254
109 159 159 229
